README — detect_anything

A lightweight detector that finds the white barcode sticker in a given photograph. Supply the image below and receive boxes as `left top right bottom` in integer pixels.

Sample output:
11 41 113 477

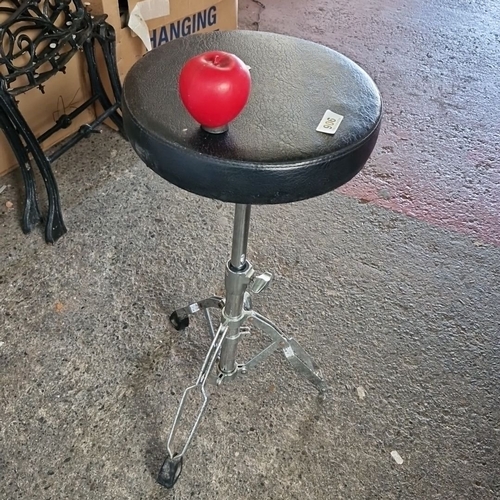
316 110 344 135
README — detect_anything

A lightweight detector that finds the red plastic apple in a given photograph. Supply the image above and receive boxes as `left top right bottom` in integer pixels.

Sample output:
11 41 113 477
178 50 251 132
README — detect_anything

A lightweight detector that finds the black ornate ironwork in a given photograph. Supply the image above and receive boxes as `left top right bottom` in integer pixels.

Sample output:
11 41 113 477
0 0 124 243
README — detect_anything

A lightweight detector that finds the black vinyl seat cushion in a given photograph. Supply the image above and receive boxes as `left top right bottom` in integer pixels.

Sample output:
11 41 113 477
122 30 382 205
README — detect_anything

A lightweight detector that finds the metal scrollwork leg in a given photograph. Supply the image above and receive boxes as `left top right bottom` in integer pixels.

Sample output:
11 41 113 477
0 2 125 241
94 22 125 131
83 30 124 135
0 106 41 233
0 92 66 242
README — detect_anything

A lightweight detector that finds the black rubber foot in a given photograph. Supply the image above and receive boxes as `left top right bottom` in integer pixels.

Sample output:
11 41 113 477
157 455 183 489
169 311 189 331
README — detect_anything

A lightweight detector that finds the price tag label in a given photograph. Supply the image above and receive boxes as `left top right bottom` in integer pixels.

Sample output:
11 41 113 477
316 110 344 135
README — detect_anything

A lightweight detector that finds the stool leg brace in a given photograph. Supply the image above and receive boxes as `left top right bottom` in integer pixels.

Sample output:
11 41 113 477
158 204 328 488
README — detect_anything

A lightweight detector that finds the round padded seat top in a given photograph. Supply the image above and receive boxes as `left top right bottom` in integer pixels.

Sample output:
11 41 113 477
123 30 382 205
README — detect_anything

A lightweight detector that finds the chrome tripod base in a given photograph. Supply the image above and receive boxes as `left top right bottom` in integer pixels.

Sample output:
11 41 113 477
157 205 328 489
169 291 328 391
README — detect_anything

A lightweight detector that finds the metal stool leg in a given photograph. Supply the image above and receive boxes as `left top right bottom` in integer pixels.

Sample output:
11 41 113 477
169 296 224 333
158 204 327 488
248 312 328 393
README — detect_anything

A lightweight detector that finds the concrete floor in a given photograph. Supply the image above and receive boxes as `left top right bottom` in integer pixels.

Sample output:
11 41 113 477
1 1 499 499
240 0 500 246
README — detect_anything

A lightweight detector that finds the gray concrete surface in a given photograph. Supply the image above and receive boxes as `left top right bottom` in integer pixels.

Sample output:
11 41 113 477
1 0 500 499
240 0 500 245
1 128 499 499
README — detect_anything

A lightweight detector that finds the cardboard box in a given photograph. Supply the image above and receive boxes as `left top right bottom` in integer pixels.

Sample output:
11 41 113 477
88 0 238 82
0 53 95 178
0 0 238 177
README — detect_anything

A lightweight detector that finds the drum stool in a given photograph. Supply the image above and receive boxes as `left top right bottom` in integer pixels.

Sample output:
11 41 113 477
122 30 382 488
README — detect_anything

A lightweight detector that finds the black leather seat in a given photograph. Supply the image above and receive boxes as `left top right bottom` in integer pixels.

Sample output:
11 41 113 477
122 30 382 204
